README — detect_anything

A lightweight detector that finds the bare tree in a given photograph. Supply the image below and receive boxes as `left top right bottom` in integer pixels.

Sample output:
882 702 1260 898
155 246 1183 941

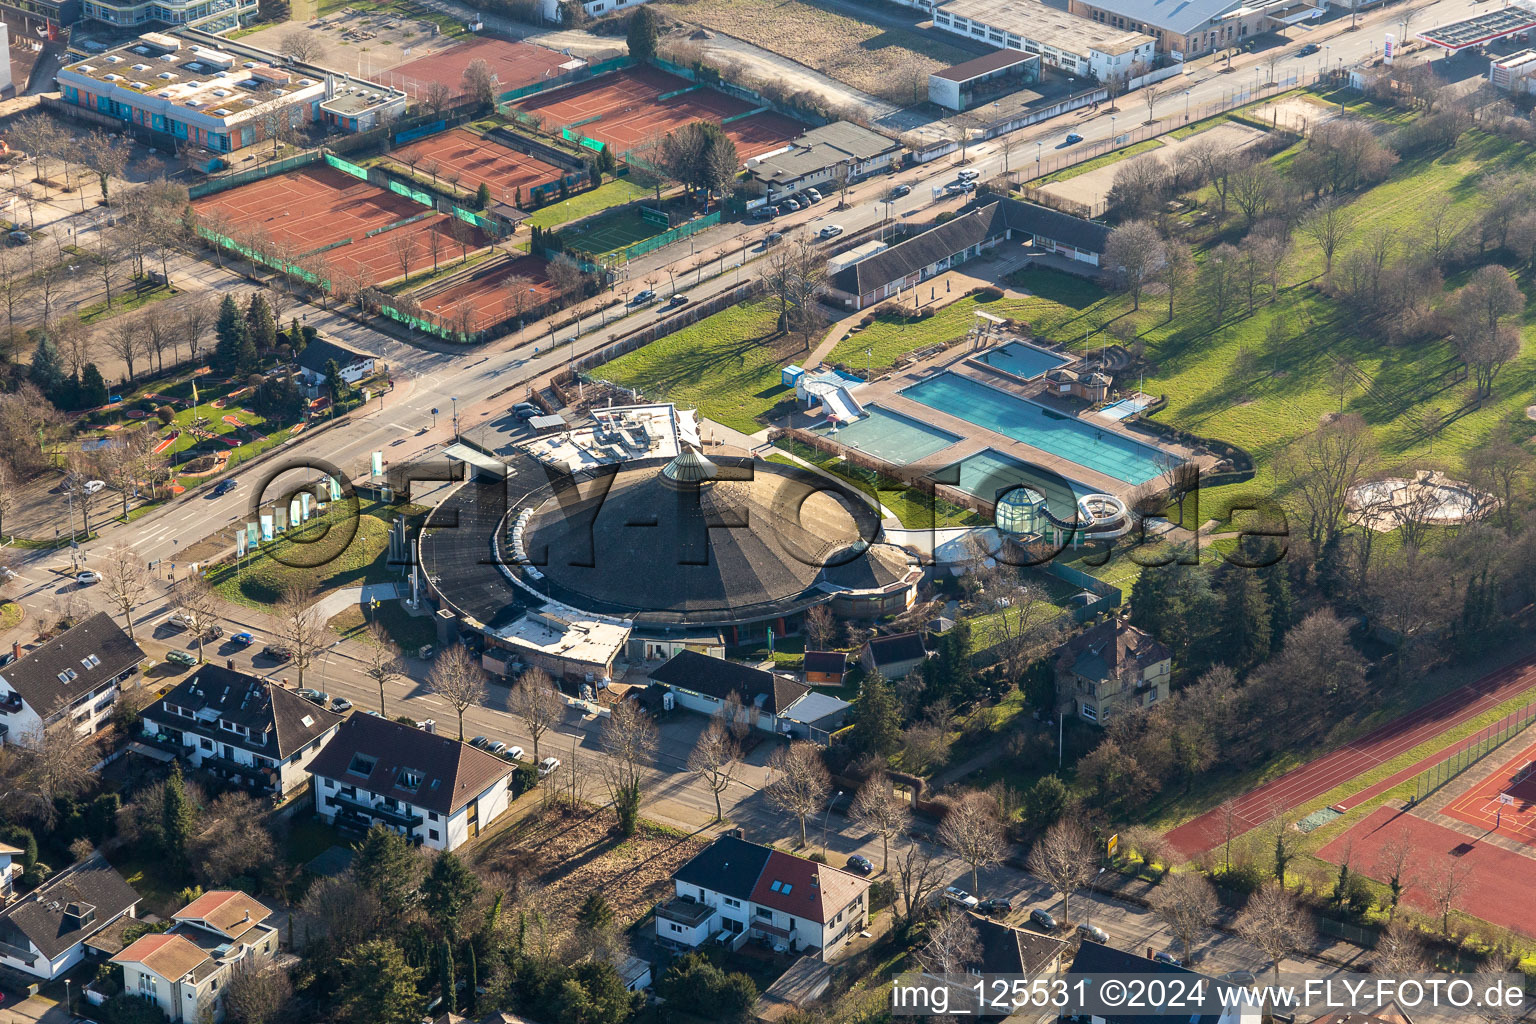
224 958 293 1024
1301 196 1352 279
1372 917 1427 974
173 576 222 664
424 81 454 117
598 700 659 835
100 542 147 639
1235 882 1313 982
509 667 563 764
14 703 99 822
390 231 419 281
1150 871 1219 961
1102 221 1165 311
803 604 836 651
1424 857 1470 937
892 840 950 934
275 583 324 688
428 645 487 741
462 58 498 108
719 690 752 748
939 791 1007 893
362 621 404 716
277 29 326 63
1275 412 1378 549
0 459 14 542
686 718 739 822
917 906 981 976
179 294 219 366
1027 820 1095 923
852 772 909 873
103 311 147 384
766 740 831 849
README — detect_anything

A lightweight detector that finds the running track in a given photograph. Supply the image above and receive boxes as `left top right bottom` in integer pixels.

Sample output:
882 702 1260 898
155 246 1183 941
1164 654 1536 856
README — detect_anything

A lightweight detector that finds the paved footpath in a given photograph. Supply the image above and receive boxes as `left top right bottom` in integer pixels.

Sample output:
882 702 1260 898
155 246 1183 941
1165 653 1536 856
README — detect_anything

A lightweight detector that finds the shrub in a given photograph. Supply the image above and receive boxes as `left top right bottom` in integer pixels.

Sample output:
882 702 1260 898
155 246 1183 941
973 286 1004 301
155 405 174 425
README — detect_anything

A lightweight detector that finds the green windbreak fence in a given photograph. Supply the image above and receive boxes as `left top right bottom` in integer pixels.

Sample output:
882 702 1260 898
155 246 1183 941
381 303 462 342
365 211 433 237
195 225 328 289
721 105 770 124
188 151 319 199
299 236 355 258
607 210 721 262
324 153 371 181
560 127 606 152
451 205 497 234
388 178 436 208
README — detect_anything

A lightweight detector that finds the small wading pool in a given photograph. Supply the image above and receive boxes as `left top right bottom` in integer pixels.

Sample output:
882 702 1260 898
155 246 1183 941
972 341 1072 380
901 373 1173 486
811 405 961 465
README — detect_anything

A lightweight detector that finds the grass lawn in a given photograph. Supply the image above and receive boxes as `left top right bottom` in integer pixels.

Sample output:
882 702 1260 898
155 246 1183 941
284 817 353 867
206 504 395 606
78 283 173 326
1032 139 1163 185
561 206 663 257
329 600 437 652
528 177 654 229
595 300 795 434
110 850 185 916
0 601 21 631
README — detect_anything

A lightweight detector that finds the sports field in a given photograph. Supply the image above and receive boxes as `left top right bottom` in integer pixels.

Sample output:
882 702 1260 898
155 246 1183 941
562 208 665 257
416 254 558 333
391 128 565 202
192 164 489 286
512 65 801 161
1443 735 1536 840
374 36 580 100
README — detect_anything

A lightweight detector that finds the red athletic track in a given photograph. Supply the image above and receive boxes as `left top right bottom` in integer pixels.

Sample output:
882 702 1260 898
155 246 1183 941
513 66 800 162
1442 735 1536 841
393 128 564 202
374 37 577 100
1318 806 1536 936
191 164 490 287
1164 654 1536 856
417 254 557 333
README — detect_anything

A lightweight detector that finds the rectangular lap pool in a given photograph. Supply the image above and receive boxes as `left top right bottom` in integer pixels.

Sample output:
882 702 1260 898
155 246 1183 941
901 373 1171 486
972 341 1071 380
942 449 1043 499
811 405 961 465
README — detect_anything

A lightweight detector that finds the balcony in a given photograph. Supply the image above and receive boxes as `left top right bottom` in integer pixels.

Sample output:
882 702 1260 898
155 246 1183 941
0 694 22 715
329 791 423 829
657 898 717 929
201 752 275 788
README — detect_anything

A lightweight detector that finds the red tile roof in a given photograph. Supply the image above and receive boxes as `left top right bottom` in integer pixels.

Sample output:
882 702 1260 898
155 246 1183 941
749 849 868 925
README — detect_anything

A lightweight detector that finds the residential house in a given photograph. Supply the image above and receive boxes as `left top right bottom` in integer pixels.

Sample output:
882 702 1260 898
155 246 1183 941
778 692 853 743
0 842 20 902
649 651 810 735
746 122 905 197
859 632 928 681
140 664 342 798
0 853 139 980
656 836 870 961
0 612 145 748
113 890 279 1023
309 714 514 851
296 336 379 391
970 914 1065 976
1068 941 1260 1024
1053 617 1171 725
802 652 847 688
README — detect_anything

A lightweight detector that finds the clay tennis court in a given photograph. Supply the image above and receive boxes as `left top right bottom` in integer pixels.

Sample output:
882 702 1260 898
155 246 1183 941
1164 653 1536 856
392 128 564 202
416 254 557 333
1319 805 1536 936
374 36 582 100
513 65 801 162
1443 735 1536 842
192 164 489 286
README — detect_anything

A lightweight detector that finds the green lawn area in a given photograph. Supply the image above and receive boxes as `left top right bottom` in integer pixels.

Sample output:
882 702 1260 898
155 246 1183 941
284 817 353 867
329 600 437 652
595 300 795 434
529 177 655 229
206 504 395 606
0 601 22 631
1032 139 1163 185
561 207 664 258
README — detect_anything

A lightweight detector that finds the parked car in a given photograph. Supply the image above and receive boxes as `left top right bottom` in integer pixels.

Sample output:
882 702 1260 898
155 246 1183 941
6 229 28 245
487 740 509 756
330 697 353 713
297 688 327 706
751 205 775 220
665 293 689 308
513 403 540 421
504 745 525 762
977 897 1013 916
1077 923 1109 944
165 649 197 667
942 886 980 910
804 188 823 203
230 632 255 647
1065 133 1083 144
202 624 224 640
537 756 561 777
212 479 238 497
167 612 192 630
957 168 980 181
782 197 802 212
84 480 105 494
1152 951 1182 966
818 224 844 239
845 854 873 875
945 182 971 195
1297 42 1320 56
765 232 784 247
628 289 656 307
75 570 101 584
891 183 912 198
1029 908 1058 932
470 736 491 749
261 644 292 662
417 644 435 660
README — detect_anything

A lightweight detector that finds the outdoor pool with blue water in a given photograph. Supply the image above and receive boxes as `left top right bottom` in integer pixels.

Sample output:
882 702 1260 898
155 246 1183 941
901 373 1172 485
972 341 1072 380
811 405 961 465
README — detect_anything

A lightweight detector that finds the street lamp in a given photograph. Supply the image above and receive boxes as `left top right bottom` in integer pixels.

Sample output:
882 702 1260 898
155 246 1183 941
1184 88 1191 121
821 789 844 857
450 396 459 440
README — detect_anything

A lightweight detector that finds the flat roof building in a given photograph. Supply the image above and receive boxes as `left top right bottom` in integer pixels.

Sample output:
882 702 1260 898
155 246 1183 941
482 608 631 682
1065 0 1271 59
933 0 1154 80
929 48 1042 110
1492 48 1536 92
746 121 904 196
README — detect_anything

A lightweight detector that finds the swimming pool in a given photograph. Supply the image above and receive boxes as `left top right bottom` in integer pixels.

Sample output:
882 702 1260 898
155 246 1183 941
1099 395 1151 421
901 373 1172 486
812 405 961 465
972 341 1071 380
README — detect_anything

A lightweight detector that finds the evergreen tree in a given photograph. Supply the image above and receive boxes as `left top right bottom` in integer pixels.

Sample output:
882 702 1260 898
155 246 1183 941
589 163 601 189
464 942 478 1013
577 892 614 933
597 144 617 176
422 852 481 942
627 6 660 63
324 358 349 411
338 939 425 1024
289 319 307 355
1022 775 1070 832
1263 563 1295 652
846 671 901 758
60 371 83 411
475 182 492 209
1218 569 1271 671
235 332 261 377
245 293 278 353
28 335 66 398
79 364 109 408
439 939 456 1016
352 824 422 916
161 763 197 864
212 295 248 375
